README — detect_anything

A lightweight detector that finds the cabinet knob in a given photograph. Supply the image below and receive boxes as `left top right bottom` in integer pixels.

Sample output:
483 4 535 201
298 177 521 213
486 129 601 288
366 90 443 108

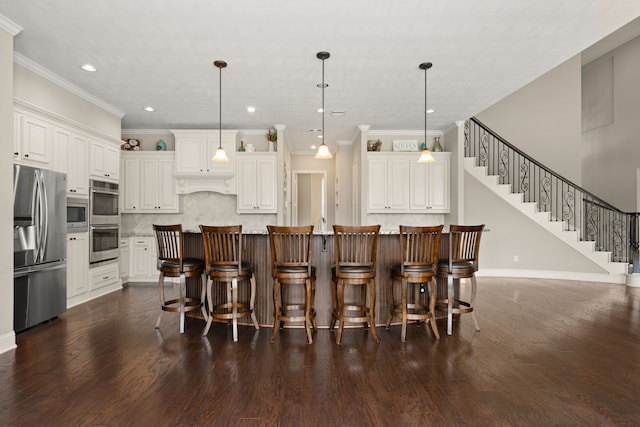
24 154 29 158
14 152 18 156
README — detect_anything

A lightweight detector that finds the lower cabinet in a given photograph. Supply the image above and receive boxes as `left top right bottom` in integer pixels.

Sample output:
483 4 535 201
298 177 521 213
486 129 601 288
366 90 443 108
119 238 130 282
90 262 120 291
128 237 160 282
67 233 89 302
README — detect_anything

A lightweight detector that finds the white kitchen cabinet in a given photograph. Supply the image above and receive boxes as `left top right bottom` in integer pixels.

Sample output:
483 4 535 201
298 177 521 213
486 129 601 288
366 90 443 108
90 139 120 181
171 130 238 194
129 237 159 282
121 152 181 213
89 262 120 292
119 238 130 281
409 152 450 213
173 130 236 176
237 153 277 213
367 155 410 213
14 112 52 167
52 126 89 196
67 233 89 300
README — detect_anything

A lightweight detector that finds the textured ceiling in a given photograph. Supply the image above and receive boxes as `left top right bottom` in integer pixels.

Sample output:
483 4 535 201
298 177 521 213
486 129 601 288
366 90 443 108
1 1 640 151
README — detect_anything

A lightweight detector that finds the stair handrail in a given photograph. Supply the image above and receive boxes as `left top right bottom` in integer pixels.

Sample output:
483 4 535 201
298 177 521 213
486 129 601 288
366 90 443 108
469 117 624 214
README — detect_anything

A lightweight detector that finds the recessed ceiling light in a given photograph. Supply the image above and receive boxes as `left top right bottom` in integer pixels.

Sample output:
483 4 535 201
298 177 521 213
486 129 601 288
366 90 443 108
426 109 435 114
310 145 317 150
246 106 256 113
143 106 155 112
317 108 324 113
317 135 323 139
81 64 97 72
331 110 345 116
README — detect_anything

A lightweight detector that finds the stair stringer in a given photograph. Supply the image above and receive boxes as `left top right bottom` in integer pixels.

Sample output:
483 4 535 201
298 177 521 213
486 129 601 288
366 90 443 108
464 157 628 277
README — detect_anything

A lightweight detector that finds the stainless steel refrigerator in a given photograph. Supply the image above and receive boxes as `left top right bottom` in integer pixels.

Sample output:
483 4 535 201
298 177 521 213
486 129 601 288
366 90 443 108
13 164 67 332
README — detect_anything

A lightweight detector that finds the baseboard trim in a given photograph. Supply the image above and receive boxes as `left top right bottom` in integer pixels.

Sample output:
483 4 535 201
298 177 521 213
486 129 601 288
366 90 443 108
476 268 627 284
0 330 17 355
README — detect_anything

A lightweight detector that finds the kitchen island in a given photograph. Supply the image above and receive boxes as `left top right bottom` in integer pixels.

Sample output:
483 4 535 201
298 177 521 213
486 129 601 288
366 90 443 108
180 231 451 328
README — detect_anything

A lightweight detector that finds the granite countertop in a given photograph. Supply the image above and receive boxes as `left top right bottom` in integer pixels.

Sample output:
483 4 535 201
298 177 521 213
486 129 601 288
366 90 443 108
123 229 404 237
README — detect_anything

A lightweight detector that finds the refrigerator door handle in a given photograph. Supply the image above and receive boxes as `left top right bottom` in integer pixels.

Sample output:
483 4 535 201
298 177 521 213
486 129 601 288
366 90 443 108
38 170 49 263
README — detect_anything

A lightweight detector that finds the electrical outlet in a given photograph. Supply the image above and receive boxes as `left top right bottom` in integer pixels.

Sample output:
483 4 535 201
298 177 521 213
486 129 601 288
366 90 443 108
513 255 519 262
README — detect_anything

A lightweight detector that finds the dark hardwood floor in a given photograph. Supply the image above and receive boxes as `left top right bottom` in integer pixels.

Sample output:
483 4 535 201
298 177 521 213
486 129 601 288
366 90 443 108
1 277 640 426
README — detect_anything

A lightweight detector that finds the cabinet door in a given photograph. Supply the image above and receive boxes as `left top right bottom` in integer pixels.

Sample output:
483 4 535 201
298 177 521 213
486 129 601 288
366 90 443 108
139 159 160 210
368 158 388 212
13 111 20 161
21 114 51 166
175 138 206 173
237 158 257 211
119 239 130 280
429 157 449 212
67 233 89 298
51 126 71 176
255 157 276 211
157 158 178 210
69 134 89 195
90 140 120 180
132 238 151 277
386 159 409 211
122 157 140 211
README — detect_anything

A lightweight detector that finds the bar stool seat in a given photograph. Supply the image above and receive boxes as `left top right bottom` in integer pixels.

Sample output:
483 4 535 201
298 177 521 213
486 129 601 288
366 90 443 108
386 225 442 342
331 224 381 345
153 224 207 334
436 224 485 335
268 225 317 344
200 225 259 342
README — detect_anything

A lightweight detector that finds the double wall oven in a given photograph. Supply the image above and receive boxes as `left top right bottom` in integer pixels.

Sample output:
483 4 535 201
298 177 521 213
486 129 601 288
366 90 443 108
89 180 119 264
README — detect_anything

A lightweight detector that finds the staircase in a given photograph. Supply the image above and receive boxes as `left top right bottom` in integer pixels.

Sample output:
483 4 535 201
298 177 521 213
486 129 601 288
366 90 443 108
464 118 636 280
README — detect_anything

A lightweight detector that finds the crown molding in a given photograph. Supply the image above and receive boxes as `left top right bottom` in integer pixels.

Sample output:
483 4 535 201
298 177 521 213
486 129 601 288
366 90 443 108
0 14 22 36
368 129 444 136
121 129 172 135
14 53 125 119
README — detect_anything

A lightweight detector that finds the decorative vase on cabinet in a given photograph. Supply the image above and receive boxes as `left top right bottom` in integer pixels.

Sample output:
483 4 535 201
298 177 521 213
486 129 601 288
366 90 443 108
433 136 443 152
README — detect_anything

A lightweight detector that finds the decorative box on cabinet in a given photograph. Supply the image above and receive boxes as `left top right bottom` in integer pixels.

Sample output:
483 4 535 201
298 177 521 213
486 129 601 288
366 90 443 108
367 154 410 213
14 111 52 167
409 152 450 213
121 152 181 213
90 139 120 181
171 129 237 194
66 233 89 307
237 152 277 213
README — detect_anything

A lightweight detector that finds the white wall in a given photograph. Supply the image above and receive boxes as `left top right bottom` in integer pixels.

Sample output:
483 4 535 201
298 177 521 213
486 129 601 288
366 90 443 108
0 26 16 353
476 55 583 185
582 35 640 211
13 64 121 139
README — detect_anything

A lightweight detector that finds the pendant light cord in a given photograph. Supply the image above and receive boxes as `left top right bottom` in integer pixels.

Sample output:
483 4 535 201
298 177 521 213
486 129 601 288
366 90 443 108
322 57 325 143
219 63 222 149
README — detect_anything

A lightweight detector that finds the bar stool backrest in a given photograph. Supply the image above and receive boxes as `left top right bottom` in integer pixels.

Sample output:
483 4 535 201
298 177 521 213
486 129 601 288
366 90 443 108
267 225 314 276
153 224 184 271
399 225 443 275
199 225 243 273
333 225 381 275
448 224 485 271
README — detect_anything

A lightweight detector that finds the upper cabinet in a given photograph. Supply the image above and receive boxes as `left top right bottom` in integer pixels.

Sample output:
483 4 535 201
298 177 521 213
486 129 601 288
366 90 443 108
237 153 277 213
121 152 181 213
89 139 120 182
171 129 237 194
14 111 51 167
51 126 89 196
409 152 450 213
367 152 450 214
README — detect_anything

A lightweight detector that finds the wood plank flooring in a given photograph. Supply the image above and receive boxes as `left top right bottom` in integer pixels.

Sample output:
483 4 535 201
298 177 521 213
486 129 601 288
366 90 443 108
1 277 640 426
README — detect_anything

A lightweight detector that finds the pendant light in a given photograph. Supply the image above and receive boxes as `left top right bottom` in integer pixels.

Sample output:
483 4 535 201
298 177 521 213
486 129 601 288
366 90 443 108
212 60 229 162
315 51 333 160
417 62 435 163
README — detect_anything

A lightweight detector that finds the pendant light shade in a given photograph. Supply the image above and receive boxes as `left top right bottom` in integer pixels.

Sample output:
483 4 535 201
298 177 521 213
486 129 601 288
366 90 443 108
212 60 229 162
315 51 333 160
417 62 435 163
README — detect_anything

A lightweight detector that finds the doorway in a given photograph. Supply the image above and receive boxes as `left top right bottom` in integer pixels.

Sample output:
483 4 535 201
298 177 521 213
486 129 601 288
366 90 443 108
292 170 327 231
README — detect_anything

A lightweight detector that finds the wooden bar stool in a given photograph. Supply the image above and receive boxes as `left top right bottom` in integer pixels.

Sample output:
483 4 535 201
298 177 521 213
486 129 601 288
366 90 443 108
267 225 317 344
200 225 259 342
153 224 207 334
386 225 442 342
331 224 381 344
437 224 485 335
